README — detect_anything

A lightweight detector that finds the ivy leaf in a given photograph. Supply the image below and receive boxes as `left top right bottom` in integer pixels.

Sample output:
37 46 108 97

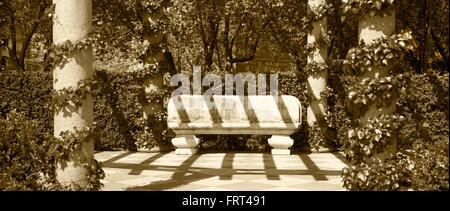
362 98 367 105
348 91 357 99
374 133 382 142
357 130 364 140
386 53 394 59
357 171 366 181
375 1 382 10
348 129 355 138
405 44 414 51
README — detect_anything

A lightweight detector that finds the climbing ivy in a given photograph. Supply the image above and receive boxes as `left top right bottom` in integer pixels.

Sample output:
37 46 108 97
305 2 334 26
341 0 400 21
49 127 105 191
48 35 97 68
344 73 410 116
302 1 334 150
303 60 329 76
345 113 405 161
51 78 98 113
343 31 414 75
340 2 418 190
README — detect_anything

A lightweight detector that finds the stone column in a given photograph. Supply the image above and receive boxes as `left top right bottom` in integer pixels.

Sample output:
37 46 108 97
53 0 93 187
358 13 396 159
306 0 328 147
141 4 173 152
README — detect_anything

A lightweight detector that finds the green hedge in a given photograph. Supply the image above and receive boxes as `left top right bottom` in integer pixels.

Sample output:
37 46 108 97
0 70 53 134
92 70 145 151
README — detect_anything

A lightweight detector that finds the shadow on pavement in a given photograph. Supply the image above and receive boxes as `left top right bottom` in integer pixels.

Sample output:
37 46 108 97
99 151 346 191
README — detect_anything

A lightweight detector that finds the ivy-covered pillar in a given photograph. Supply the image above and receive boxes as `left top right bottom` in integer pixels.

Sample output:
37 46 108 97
358 14 396 123
357 11 397 160
141 1 174 152
342 1 413 190
53 0 94 187
306 0 329 151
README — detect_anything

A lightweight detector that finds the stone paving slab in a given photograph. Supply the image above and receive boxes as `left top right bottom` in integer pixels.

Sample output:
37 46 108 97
95 151 349 191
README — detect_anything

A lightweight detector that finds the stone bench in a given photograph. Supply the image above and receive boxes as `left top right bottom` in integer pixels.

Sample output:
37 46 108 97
167 95 302 155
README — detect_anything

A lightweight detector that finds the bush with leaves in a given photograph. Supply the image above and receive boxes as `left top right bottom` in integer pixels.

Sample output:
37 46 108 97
397 73 449 148
0 110 106 191
0 111 59 190
406 138 449 191
396 72 449 190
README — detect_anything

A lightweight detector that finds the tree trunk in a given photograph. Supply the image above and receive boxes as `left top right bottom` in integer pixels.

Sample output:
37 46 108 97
420 0 431 73
53 0 94 187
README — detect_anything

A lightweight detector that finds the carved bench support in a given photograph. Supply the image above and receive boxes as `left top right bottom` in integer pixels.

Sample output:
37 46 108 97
171 135 199 155
268 135 294 155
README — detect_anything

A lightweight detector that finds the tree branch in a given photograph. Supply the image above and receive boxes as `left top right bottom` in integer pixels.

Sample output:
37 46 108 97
230 20 268 65
19 1 49 71
431 28 449 71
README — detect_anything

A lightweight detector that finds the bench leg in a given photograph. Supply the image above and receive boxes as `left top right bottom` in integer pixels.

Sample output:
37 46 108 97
268 135 294 155
171 135 199 155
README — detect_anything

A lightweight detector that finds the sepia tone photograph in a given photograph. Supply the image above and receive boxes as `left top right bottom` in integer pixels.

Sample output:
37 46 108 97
0 0 448 197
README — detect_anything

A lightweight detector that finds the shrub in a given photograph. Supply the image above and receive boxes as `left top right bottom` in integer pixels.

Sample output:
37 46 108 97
92 70 143 151
0 111 58 190
397 73 449 148
405 138 449 190
343 137 449 191
0 110 106 191
396 72 449 190
342 154 411 191
199 135 272 152
93 69 175 151
324 74 358 150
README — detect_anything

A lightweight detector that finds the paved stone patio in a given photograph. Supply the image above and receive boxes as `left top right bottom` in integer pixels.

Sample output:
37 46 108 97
95 151 349 191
